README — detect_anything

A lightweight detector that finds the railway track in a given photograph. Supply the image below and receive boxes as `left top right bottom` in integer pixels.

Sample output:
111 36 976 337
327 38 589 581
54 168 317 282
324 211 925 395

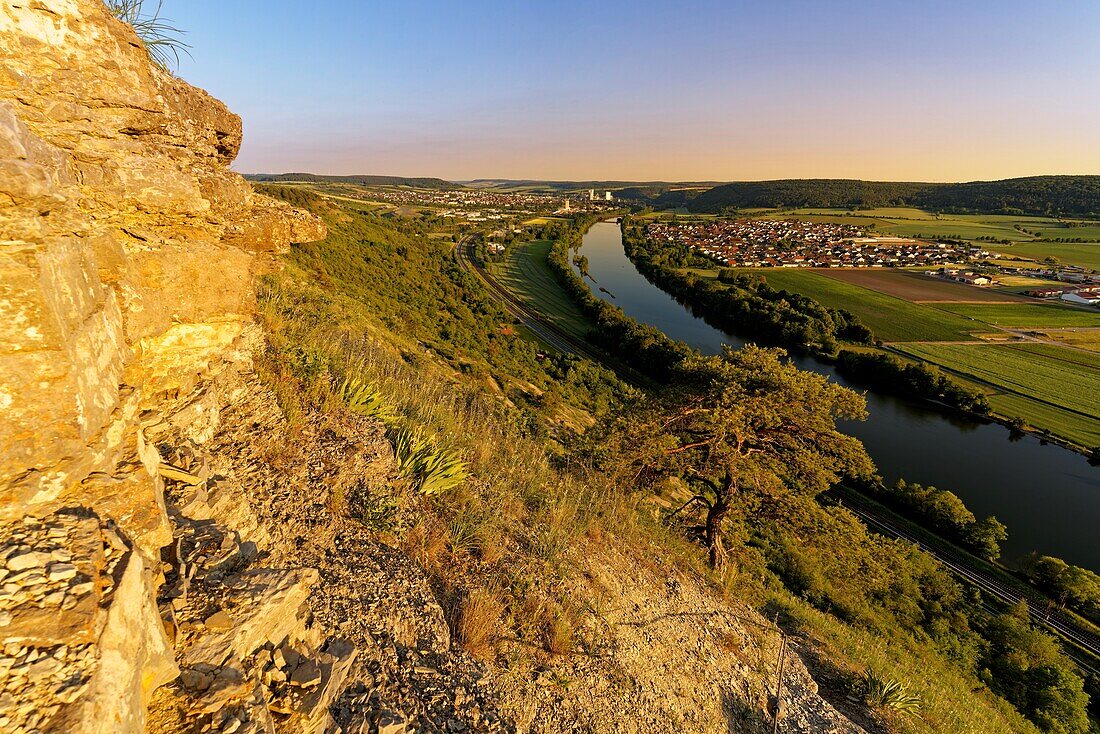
454 241 644 384
832 488 1100 676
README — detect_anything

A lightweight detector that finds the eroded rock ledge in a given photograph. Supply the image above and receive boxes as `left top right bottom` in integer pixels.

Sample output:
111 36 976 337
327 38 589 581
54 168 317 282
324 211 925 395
0 0 325 730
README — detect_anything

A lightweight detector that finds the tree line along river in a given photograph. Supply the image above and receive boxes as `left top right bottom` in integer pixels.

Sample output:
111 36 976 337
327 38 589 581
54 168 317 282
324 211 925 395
573 221 1100 572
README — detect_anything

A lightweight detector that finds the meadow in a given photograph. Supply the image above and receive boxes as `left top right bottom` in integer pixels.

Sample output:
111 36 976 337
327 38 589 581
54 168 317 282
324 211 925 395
993 274 1065 289
990 241 1100 270
1037 330 1100 353
893 343 1100 447
934 303 1100 329
487 240 595 341
714 268 1098 338
744 269 982 341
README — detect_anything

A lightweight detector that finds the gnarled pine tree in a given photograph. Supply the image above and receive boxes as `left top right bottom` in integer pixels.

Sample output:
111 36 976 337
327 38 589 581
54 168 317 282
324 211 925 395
587 345 874 570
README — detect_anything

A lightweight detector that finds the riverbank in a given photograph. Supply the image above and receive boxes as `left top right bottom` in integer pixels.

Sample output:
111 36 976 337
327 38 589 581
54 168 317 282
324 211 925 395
822 346 1098 460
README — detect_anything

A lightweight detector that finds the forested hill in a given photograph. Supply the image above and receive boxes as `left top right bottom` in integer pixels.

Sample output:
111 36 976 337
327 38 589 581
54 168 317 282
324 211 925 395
245 172 457 189
614 186 708 208
688 176 1100 216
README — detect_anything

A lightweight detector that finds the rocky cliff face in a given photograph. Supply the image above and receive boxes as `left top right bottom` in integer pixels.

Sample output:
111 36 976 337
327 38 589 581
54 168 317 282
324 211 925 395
0 0 324 507
0 0 324 730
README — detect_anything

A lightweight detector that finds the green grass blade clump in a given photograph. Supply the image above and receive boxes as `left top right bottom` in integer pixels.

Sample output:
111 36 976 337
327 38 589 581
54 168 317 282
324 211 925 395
863 670 922 713
417 445 469 496
339 376 397 424
390 426 469 496
105 0 191 71
338 377 466 495
392 426 428 476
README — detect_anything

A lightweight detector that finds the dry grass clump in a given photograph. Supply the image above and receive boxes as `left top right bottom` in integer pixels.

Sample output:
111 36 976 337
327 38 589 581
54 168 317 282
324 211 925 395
505 588 584 656
457 588 504 660
547 611 575 655
403 519 450 572
475 523 507 565
512 592 552 644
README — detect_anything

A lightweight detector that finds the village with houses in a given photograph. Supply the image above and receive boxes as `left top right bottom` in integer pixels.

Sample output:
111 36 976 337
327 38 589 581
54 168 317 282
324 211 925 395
644 218 1100 309
646 218 992 268
356 187 555 222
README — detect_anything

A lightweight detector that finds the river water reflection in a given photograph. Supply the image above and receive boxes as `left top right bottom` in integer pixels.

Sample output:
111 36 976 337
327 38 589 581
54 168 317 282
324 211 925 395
575 221 1100 571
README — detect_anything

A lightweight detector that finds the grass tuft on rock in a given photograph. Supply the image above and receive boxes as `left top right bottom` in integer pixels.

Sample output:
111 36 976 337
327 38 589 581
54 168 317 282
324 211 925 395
457 588 504 660
105 0 190 71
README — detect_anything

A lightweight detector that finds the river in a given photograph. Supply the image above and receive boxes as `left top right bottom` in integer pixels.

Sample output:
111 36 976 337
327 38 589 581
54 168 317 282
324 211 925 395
575 221 1100 571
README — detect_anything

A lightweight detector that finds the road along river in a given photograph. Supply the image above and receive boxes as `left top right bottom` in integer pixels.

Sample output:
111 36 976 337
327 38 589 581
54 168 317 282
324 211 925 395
575 221 1100 571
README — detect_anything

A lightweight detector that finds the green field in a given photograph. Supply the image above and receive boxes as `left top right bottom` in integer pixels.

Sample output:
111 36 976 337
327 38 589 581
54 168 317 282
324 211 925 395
893 343 1100 447
707 265 1100 444
933 302 1100 328
1022 223 1100 241
487 240 594 341
1039 330 1100 353
744 269 982 342
990 241 1100 270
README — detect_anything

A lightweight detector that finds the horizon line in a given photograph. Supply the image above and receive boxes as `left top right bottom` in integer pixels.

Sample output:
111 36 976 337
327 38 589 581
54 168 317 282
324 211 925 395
240 171 1100 186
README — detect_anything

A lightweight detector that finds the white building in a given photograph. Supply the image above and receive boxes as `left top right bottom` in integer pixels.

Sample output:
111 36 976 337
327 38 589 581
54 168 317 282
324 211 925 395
604 191 612 201
1062 292 1100 306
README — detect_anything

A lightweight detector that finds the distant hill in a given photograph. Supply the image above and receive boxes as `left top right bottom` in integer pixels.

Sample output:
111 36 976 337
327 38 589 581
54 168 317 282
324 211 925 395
243 174 1100 216
916 177 1100 216
613 186 711 208
689 176 1100 217
245 173 456 190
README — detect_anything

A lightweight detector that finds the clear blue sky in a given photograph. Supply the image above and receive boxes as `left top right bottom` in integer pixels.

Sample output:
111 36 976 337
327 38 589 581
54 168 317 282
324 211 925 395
168 0 1100 181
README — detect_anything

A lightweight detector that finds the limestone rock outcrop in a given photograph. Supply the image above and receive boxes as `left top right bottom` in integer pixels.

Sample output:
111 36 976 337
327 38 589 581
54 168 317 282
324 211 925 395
0 0 324 731
0 0 324 511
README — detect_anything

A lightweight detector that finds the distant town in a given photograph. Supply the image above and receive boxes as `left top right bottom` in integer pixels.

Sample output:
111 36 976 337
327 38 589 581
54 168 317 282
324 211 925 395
352 187 616 222
646 219 991 268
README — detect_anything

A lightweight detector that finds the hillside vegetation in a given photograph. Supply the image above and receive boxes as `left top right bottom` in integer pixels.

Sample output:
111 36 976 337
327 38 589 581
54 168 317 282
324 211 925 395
262 185 1099 733
689 176 1100 217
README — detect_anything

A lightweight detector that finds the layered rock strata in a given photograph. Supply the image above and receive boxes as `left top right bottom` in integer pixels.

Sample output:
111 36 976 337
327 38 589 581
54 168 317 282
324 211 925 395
0 1 323 730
